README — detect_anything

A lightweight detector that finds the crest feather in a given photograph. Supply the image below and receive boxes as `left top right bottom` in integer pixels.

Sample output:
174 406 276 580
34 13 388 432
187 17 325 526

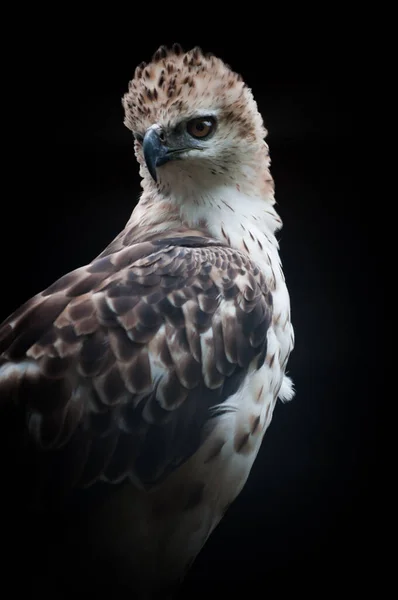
122 44 251 136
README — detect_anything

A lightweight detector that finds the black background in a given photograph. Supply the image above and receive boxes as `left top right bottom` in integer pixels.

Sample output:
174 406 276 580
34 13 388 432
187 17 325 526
2 14 378 598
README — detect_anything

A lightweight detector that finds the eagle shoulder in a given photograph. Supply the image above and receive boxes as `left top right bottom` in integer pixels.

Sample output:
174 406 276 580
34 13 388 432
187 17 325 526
0 234 274 504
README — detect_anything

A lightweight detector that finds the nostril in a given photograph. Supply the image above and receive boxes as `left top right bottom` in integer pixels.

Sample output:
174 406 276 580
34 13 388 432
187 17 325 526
159 130 166 144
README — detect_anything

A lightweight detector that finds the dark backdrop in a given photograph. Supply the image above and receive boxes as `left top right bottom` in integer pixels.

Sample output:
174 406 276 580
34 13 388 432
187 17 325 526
2 18 377 598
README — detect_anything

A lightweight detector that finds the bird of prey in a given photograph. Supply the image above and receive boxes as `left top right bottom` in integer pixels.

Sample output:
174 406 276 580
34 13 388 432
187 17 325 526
0 44 295 597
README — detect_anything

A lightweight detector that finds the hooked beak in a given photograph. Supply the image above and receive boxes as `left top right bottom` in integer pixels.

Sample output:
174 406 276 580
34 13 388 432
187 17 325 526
143 126 169 182
143 125 189 182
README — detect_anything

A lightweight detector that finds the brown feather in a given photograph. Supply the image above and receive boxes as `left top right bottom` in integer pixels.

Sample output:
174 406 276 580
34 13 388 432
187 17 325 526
0 233 273 501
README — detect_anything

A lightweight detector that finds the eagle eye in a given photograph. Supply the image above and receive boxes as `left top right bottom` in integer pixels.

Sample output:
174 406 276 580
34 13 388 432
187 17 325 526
186 117 216 139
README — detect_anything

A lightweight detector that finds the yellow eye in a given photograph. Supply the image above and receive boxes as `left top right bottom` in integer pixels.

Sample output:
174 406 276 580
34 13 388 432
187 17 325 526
186 117 216 139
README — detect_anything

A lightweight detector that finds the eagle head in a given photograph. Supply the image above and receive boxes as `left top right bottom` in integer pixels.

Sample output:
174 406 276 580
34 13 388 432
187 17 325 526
122 44 269 193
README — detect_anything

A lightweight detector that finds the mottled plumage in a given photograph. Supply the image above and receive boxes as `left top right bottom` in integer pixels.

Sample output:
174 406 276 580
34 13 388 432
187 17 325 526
0 44 294 597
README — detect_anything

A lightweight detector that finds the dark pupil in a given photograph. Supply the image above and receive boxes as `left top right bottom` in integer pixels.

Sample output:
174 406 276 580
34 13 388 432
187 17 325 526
196 122 206 131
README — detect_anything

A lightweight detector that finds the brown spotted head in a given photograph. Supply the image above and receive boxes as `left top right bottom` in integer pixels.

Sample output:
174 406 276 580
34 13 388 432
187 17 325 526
122 44 269 192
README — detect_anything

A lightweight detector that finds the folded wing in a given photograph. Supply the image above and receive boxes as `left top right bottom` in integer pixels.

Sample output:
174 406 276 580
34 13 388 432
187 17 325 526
0 234 273 506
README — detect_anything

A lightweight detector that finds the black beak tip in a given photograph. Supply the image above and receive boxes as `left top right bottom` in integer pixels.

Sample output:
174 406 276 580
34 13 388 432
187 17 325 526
143 127 168 183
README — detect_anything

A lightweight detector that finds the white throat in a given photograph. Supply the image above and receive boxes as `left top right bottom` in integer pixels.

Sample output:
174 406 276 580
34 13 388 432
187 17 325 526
165 171 285 291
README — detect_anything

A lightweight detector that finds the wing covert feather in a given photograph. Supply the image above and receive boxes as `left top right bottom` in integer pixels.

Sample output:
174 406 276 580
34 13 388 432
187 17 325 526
0 235 273 500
